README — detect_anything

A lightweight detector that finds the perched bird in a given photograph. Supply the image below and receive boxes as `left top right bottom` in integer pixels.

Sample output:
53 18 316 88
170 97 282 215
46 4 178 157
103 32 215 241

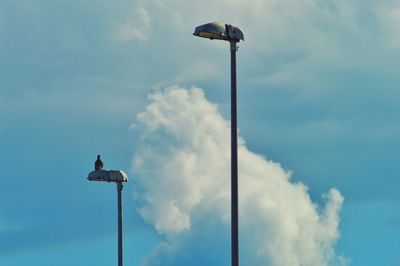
95 155 104 170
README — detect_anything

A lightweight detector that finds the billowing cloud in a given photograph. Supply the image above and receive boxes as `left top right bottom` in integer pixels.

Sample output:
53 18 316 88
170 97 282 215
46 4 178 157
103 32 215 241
132 86 346 266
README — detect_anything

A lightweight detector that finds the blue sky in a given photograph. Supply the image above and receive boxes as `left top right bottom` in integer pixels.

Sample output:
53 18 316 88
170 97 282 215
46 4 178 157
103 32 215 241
1 0 400 265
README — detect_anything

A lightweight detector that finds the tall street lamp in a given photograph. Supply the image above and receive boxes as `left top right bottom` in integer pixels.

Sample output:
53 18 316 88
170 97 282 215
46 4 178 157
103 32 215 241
193 22 244 266
87 156 128 266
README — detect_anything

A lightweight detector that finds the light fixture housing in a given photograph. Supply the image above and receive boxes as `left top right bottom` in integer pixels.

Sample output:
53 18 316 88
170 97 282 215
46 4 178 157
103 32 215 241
194 22 244 42
88 169 128 183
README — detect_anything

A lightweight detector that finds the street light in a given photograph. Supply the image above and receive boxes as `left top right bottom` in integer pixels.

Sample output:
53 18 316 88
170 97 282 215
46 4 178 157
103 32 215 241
88 163 128 266
193 22 244 266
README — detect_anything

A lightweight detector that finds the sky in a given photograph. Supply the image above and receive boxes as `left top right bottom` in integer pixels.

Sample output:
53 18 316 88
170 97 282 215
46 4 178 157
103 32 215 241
1 0 400 265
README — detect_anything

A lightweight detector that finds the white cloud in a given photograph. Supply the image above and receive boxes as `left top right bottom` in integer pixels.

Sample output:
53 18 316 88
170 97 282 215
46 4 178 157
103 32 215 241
132 86 346 266
116 7 151 42
376 3 400 49
112 0 384 88
105 0 400 90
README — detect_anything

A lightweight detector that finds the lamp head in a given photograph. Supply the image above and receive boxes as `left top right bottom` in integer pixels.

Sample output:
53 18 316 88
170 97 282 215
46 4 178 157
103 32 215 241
194 22 244 42
88 169 128 183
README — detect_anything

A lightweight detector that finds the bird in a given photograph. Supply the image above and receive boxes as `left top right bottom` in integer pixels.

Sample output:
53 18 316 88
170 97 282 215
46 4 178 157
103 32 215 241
95 154 104 170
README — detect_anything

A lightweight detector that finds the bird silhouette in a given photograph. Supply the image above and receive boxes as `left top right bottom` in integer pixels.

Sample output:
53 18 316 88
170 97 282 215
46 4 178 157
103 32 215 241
95 155 104 170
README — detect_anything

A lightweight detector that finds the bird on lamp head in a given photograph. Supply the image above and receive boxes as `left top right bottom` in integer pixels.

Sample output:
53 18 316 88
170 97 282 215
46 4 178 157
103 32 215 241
95 154 103 170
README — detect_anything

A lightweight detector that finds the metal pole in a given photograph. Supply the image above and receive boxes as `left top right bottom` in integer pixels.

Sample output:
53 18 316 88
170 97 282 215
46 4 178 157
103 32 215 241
117 182 123 266
230 40 239 266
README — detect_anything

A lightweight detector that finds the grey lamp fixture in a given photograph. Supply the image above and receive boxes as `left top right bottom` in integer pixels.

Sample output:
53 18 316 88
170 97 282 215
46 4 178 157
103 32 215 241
193 22 244 42
88 168 128 266
88 169 128 183
194 22 244 266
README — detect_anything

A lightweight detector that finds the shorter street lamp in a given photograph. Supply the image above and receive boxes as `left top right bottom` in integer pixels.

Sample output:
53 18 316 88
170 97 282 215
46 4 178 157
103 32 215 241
87 155 128 266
